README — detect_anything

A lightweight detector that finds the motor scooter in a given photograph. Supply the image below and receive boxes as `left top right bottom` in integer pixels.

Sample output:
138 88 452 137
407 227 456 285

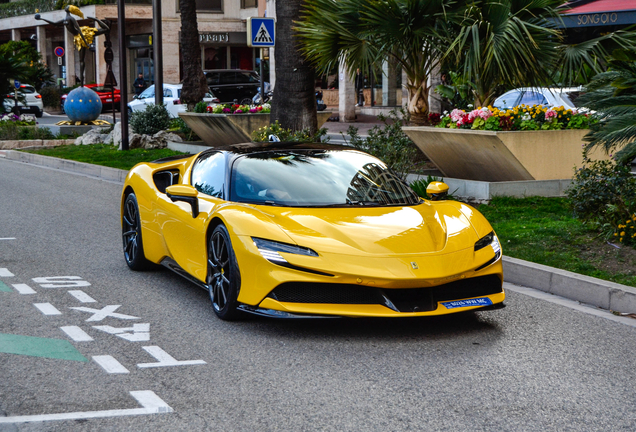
252 82 272 105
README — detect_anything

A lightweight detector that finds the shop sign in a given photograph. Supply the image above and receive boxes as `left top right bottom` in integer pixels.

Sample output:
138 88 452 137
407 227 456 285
199 33 230 43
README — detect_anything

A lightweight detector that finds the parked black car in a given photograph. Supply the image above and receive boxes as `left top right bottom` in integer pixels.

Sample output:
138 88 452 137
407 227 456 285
203 69 261 104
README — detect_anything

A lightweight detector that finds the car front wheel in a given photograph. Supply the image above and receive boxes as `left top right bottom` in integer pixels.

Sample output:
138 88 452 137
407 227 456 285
207 224 241 320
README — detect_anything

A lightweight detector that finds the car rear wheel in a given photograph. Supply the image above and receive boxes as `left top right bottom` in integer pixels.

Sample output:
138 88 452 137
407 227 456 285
207 224 241 320
122 193 152 270
35 108 43 118
239 98 252 105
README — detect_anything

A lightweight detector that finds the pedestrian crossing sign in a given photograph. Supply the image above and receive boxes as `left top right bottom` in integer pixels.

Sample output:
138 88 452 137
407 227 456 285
247 17 275 47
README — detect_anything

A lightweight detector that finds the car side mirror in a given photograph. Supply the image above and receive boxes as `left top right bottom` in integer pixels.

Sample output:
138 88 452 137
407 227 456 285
426 181 449 201
132 94 139 100
166 185 199 217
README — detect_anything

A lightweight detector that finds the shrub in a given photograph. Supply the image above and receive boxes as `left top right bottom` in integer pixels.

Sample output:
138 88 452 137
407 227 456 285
129 104 171 136
342 108 418 180
169 117 199 141
251 120 327 143
567 156 636 245
193 101 208 113
40 86 61 108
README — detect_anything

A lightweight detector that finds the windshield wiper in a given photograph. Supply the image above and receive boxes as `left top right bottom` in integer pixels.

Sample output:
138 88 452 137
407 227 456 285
346 199 381 206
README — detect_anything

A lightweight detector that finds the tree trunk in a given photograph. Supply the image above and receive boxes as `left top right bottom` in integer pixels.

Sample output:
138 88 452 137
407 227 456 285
406 80 431 126
271 0 317 134
179 0 207 110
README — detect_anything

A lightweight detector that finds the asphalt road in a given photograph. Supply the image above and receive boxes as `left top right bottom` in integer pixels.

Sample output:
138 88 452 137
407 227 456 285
1 158 635 431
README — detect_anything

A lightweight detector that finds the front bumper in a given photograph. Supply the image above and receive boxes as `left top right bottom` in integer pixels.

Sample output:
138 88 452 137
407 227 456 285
234 235 505 318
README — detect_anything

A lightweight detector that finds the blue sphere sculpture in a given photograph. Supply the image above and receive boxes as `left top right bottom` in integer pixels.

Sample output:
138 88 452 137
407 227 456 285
64 86 102 123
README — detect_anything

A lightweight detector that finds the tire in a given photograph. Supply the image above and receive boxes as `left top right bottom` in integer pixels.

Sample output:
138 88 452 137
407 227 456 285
122 193 152 271
35 108 43 118
207 224 241 320
239 98 252 106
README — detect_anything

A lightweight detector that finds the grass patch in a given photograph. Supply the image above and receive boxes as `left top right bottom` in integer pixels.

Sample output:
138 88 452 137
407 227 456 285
21 144 189 171
479 196 636 288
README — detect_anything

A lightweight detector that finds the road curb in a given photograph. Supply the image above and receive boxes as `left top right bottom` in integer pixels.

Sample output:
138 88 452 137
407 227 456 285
504 256 636 314
1 149 634 314
0 150 128 183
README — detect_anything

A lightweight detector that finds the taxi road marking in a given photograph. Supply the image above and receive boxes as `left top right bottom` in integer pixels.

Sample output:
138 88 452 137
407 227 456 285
93 355 130 374
60 326 93 342
0 281 12 292
0 268 14 277
68 290 96 303
34 303 62 315
12 283 36 295
137 346 206 368
0 390 173 424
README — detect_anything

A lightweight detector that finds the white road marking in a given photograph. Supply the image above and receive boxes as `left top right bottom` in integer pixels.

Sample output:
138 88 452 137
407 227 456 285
137 346 206 368
0 268 14 277
93 323 150 342
32 276 91 288
34 303 62 316
68 290 96 303
70 305 139 322
0 390 172 424
60 326 93 342
504 282 636 328
93 355 130 374
12 283 36 295
0 238 16 241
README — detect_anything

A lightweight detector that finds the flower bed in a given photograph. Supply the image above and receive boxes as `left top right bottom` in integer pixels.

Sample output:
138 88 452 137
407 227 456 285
208 103 271 114
435 105 595 131
1 113 36 126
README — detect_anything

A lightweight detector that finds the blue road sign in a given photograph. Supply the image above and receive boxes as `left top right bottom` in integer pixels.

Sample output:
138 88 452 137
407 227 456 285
247 17 275 47
14 80 20 89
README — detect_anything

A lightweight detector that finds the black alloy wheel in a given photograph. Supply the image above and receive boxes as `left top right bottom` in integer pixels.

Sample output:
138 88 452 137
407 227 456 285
122 193 152 270
207 224 241 320
239 98 253 105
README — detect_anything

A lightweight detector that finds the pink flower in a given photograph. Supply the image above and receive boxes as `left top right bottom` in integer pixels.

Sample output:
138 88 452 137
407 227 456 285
545 109 557 120
450 109 465 122
478 108 492 120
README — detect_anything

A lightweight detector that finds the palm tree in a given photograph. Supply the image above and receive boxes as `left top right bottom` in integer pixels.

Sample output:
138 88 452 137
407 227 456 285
296 0 453 125
445 0 562 107
577 49 636 165
0 54 29 98
271 0 318 133
447 0 636 107
179 0 207 109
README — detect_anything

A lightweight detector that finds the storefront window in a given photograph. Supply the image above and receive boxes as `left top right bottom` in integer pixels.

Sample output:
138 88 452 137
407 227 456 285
241 0 257 8
196 0 222 12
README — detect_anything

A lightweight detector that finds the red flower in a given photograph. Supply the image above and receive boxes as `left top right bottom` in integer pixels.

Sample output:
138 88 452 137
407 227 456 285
206 106 213 112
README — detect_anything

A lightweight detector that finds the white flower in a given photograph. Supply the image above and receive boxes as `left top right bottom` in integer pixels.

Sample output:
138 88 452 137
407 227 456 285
467 104 473 108
522 113 531 121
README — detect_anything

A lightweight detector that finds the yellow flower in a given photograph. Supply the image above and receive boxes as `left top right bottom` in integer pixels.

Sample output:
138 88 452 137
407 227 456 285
620 231 626 236
614 233 618 236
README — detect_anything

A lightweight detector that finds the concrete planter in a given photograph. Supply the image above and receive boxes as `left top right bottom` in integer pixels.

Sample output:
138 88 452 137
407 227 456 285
179 111 333 147
403 127 613 182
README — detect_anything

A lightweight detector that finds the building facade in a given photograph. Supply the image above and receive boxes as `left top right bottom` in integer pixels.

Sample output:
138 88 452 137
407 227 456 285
0 0 275 99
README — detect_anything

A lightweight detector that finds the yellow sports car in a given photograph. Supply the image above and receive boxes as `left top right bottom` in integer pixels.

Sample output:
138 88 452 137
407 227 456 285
121 143 504 320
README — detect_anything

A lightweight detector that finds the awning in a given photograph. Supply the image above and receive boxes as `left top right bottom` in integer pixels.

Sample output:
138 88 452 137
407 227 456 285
560 0 636 27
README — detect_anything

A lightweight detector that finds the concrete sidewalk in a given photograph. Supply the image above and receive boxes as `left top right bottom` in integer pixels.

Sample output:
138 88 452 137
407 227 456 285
3 148 635 315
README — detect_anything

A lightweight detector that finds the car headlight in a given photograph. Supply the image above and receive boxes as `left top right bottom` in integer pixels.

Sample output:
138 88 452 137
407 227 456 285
252 237 318 264
474 231 501 254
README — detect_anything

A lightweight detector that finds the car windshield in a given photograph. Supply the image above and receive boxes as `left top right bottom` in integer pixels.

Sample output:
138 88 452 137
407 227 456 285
92 86 117 93
230 150 420 207
139 86 154 98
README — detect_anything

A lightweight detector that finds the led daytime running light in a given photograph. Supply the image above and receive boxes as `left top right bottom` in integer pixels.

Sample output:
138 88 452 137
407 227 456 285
252 237 318 264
